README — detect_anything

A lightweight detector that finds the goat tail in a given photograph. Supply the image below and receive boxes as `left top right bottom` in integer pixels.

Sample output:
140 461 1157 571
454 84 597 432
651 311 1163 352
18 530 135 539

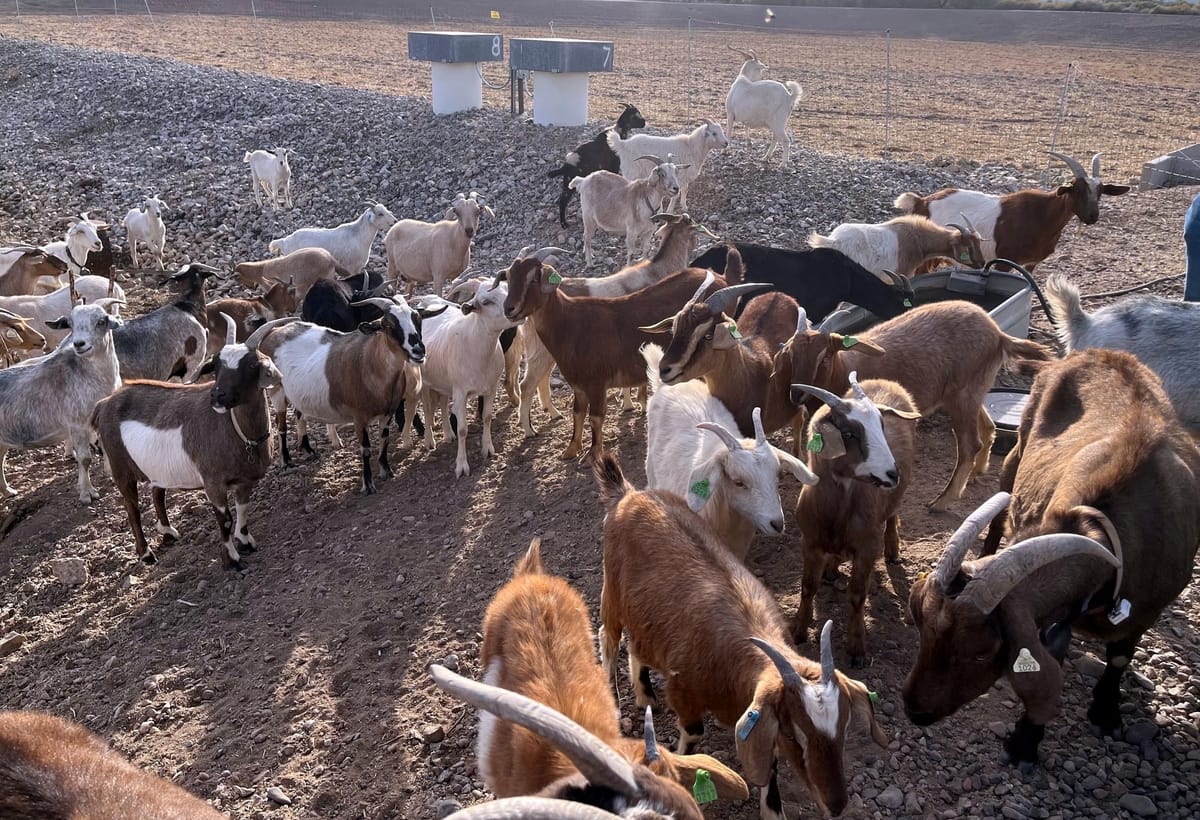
593 453 633 513
641 343 664 392
567 177 582 191
513 537 544 577
785 81 803 107
1043 272 1085 352
893 192 922 213
807 231 833 249
1001 334 1055 377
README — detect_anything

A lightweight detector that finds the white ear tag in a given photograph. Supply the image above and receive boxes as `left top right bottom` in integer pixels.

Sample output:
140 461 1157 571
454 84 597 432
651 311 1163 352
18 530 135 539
1108 598 1131 625
1013 648 1040 674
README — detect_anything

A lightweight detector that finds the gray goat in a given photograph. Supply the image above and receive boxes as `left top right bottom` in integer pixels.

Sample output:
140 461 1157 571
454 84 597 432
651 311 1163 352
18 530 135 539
0 299 124 502
1046 273 1200 429
112 262 214 382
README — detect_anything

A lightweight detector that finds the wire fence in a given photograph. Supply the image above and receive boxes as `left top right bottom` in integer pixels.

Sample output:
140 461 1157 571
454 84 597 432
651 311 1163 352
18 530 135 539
2 2 1198 187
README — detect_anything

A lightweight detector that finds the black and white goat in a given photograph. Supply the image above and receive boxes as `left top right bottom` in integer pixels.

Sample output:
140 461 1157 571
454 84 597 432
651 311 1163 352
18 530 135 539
546 103 647 229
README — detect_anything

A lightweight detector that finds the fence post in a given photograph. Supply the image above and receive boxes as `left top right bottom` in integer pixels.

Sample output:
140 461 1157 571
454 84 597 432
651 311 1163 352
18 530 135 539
74 0 79 17
429 6 435 24
883 29 891 157
687 18 694 124
15 0 20 21
1044 62 1076 187
143 0 154 24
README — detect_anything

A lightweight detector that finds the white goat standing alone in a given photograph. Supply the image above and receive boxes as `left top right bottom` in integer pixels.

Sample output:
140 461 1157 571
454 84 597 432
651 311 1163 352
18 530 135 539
244 147 294 209
269 203 397 274
122 195 168 270
724 49 803 166
385 192 495 297
569 158 684 266
607 121 728 213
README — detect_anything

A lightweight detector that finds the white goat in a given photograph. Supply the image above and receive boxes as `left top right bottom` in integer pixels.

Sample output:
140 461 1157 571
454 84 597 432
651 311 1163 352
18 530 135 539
122 195 168 270
385 192 494 297
724 50 803 166
808 213 986 278
418 284 520 477
244 147 294 209
642 343 815 561
41 215 102 276
269 203 396 274
569 161 684 266
607 121 728 212
0 276 126 353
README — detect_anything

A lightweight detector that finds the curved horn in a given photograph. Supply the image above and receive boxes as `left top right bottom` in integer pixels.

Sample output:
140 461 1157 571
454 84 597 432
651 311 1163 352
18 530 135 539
635 154 665 164
790 382 848 413
795 305 808 334
643 705 659 763
219 312 237 347
1048 151 1088 180
848 371 869 402
350 297 398 312
514 244 536 260
429 665 639 799
748 637 803 688
532 246 569 262
959 533 1120 615
958 211 980 236
697 420 742 453
819 620 835 687
688 269 717 304
932 492 1012 592
704 282 768 318
752 406 767 446
1090 152 1103 179
91 297 126 312
444 798 623 820
945 222 967 237
244 316 296 351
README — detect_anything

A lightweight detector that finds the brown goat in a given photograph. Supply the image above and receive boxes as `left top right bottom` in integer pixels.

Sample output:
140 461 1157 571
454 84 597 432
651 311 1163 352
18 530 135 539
235 246 348 302
204 278 298 359
779 301 1052 510
792 377 919 666
467 538 747 812
594 454 888 820
0 248 69 297
0 308 48 364
0 710 222 819
500 260 729 462
904 350 1200 768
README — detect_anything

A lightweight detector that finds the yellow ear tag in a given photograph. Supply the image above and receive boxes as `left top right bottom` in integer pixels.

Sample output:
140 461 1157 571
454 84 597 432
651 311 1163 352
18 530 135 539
842 335 859 348
692 769 718 804
807 433 824 453
689 478 711 500
917 571 928 582
547 271 563 285
728 323 742 340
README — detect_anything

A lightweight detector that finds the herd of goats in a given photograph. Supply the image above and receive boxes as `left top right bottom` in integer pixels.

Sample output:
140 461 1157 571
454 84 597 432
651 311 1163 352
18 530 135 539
1 59 1198 819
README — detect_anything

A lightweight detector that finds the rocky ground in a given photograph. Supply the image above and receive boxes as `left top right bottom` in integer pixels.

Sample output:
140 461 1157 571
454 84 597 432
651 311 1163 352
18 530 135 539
0 33 1198 820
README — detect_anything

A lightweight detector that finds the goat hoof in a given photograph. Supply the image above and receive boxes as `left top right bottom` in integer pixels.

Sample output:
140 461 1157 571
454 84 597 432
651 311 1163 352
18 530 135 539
850 654 867 669
1087 703 1122 734
884 553 901 565
238 541 258 554
360 485 375 497
227 559 247 572
140 551 158 566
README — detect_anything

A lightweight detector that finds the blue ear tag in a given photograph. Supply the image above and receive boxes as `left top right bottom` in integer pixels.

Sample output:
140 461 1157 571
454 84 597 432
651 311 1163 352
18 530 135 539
737 708 760 741
689 478 711 500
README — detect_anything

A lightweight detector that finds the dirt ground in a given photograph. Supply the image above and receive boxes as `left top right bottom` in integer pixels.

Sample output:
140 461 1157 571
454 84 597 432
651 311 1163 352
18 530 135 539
1 11 1199 820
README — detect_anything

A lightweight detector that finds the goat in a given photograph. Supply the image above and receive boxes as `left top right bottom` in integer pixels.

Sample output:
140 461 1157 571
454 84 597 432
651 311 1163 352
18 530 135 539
205 278 297 359
691 242 914 323
269 203 396 274
300 270 387 332
594 454 889 820
112 263 214 382
41 214 102 276
258 296 445 495
642 343 816 560
0 710 222 818
122 195 168 270
433 538 747 815
0 248 69 297
608 121 728 212
498 258 731 463
0 308 47 365
385 192 494 297
1045 272 1200 430
444 276 524 409
809 214 985 278
780 300 1052 510
548 103 647 229
244 146 294 209
235 247 350 303
0 299 124 502
570 158 685 267
417 283 519 477
791 375 919 666
894 151 1130 271
724 48 803 166
93 315 287 569
0 275 127 352
904 350 1200 768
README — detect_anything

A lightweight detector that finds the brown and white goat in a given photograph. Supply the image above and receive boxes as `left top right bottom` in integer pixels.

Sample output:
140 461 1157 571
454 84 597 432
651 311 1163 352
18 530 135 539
92 315 288 569
809 214 986 279
205 278 298 359
0 308 47 364
0 247 69 297
594 454 889 820
894 151 1130 271
444 537 747 814
235 246 348 302
779 300 1052 510
0 710 222 819
791 375 919 666
499 259 729 462
904 349 1200 768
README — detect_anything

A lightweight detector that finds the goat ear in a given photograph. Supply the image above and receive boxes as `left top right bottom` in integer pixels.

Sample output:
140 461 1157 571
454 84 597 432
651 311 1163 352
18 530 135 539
105 315 123 330
1055 184 1074 197
771 445 818 485
45 317 70 330
810 419 847 460
830 333 885 356
844 678 890 748
685 455 723 512
196 355 217 378
445 208 457 220
1101 184 1130 196
710 320 741 350
733 698 779 787
660 749 750 801
358 320 383 335
139 204 147 213
638 315 674 334
257 357 283 390
878 403 921 421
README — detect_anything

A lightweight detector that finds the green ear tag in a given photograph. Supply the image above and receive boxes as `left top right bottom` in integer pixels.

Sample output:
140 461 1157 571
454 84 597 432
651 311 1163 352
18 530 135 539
689 478 712 500
693 769 718 805
807 433 824 453
903 298 913 308
959 251 971 263
547 271 563 285
842 335 859 348
869 690 880 706
728 323 742 340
